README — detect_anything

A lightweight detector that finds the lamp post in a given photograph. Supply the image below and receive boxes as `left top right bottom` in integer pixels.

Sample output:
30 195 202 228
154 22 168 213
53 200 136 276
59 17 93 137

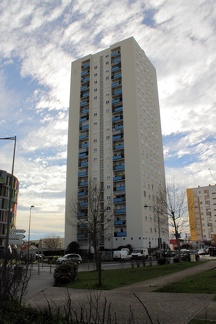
27 205 35 262
144 204 161 258
0 136 16 265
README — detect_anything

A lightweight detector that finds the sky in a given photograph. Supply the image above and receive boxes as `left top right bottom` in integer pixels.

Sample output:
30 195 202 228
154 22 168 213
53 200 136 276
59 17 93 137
0 0 216 242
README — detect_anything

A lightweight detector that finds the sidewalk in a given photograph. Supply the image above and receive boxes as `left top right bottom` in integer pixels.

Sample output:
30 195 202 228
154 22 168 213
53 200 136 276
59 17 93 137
25 260 216 324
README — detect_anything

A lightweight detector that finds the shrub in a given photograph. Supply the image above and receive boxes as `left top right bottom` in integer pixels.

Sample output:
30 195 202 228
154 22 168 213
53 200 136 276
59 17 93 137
157 257 170 265
53 262 78 286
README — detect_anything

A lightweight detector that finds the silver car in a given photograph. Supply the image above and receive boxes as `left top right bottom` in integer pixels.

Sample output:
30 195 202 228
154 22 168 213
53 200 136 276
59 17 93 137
56 253 82 264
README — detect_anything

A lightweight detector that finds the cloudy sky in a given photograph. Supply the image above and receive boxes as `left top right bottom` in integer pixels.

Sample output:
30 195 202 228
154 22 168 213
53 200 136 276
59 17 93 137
0 0 215 241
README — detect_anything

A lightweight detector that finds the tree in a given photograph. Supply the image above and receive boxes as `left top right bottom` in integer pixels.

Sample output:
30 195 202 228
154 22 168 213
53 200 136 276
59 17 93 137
43 235 62 250
66 241 80 254
68 181 113 287
155 182 188 262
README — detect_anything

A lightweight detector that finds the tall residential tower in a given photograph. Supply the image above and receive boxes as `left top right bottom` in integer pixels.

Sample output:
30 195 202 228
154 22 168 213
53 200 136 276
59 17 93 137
65 37 168 251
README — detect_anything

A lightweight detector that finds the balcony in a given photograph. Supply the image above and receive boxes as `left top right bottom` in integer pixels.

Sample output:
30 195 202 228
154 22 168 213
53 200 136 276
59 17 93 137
111 65 121 72
81 92 89 98
113 154 124 160
113 89 122 96
81 70 89 76
81 62 90 69
112 115 122 122
112 57 121 64
79 181 88 187
114 164 125 170
79 152 88 158
113 134 123 141
112 72 122 79
114 232 127 237
80 85 89 91
113 175 124 181
114 186 125 191
80 142 89 148
114 220 126 225
113 124 123 131
113 144 124 150
77 233 88 239
78 191 87 197
79 134 88 140
80 125 89 131
113 106 123 113
113 197 125 203
79 161 88 167
81 77 90 83
78 171 88 177
80 101 89 107
115 208 126 214
80 108 89 115
111 50 120 57
112 81 121 88
80 116 89 122
79 201 88 207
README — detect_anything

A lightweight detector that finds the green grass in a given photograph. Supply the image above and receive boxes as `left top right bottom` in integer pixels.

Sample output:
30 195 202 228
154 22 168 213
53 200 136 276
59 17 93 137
155 268 216 294
67 262 201 290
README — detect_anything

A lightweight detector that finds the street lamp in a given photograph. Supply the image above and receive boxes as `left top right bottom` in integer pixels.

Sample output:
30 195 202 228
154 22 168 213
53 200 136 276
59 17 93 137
27 205 35 261
0 136 16 264
144 204 162 258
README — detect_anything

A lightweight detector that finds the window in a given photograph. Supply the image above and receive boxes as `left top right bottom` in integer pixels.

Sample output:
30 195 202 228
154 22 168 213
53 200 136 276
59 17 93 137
94 88 97 92
94 148 97 152
107 184 111 189
94 96 97 100
93 157 97 161
94 113 97 116
106 61 109 65
106 76 109 80
94 73 97 76
106 100 110 104
94 80 97 84
94 66 97 69
106 108 110 113
94 138 97 142
106 135 110 139
107 195 111 199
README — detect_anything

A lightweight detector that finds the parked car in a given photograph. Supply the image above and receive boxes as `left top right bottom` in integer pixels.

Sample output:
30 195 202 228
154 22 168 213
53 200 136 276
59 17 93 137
56 253 82 264
173 250 199 263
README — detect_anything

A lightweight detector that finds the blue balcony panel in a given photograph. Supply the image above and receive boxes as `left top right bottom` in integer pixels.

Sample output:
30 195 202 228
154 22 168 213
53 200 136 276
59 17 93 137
111 51 120 57
82 63 90 68
114 144 124 150
79 152 88 157
81 77 90 83
80 161 88 167
80 117 88 122
113 155 124 160
116 232 127 237
78 192 87 197
80 85 88 91
113 135 122 140
79 134 88 140
113 197 124 203
112 98 121 104
78 171 88 177
112 57 121 64
79 202 88 207
81 109 89 114
82 92 89 98
79 181 88 187
114 220 125 225
80 143 88 148
80 101 88 107
115 186 125 191
81 70 89 76
115 208 126 214
111 65 121 72
115 125 123 130
113 89 122 96
113 176 123 181
81 125 89 130
113 107 123 113
114 165 125 170
77 233 88 239
113 73 122 79
112 82 121 88
112 116 122 122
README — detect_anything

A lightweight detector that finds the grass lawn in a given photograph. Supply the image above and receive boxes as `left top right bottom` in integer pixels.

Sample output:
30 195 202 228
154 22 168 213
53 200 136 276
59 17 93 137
155 268 216 294
66 262 202 290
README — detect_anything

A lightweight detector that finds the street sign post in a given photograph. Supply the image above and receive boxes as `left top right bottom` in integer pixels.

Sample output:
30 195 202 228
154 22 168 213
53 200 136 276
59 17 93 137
9 234 25 240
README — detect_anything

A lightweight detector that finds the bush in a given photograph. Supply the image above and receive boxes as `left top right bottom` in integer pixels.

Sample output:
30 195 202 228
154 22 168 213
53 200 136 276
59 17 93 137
157 257 170 265
53 262 78 286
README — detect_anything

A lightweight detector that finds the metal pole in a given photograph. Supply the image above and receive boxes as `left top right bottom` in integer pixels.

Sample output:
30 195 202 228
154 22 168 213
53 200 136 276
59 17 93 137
27 205 34 262
0 136 16 266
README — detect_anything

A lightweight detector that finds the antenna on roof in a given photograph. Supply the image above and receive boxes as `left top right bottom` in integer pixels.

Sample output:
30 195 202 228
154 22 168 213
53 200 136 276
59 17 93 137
208 168 216 181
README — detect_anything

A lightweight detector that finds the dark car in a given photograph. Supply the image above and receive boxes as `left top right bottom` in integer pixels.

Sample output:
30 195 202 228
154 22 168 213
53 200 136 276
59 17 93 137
173 250 199 263
56 253 82 264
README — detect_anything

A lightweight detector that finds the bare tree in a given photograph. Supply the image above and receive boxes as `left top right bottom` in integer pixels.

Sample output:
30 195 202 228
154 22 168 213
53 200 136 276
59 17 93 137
156 182 188 261
68 181 113 287
43 236 62 251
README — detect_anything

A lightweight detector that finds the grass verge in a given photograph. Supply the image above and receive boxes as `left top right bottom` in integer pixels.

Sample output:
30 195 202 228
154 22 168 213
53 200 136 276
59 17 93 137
66 262 202 290
155 268 216 294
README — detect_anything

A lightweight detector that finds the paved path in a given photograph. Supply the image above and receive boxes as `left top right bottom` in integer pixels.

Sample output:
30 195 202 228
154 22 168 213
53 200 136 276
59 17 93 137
24 260 216 324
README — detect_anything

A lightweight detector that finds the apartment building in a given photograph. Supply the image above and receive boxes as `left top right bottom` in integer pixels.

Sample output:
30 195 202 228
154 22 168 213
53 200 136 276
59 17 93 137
187 184 216 243
65 37 168 251
0 170 19 250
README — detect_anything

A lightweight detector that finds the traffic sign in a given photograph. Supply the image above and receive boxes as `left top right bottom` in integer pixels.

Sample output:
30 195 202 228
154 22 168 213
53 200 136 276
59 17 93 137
9 234 25 240
9 239 24 245
14 229 26 234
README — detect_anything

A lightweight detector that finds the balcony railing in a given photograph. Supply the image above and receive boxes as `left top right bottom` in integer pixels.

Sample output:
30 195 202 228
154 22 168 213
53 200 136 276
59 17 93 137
79 161 88 167
79 134 88 140
81 70 89 76
113 197 125 202
78 191 87 197
113 154 124 160
111 51 120 57
79 152 88 158
113 135 123 141
114 220 126 225
114 186 125 191
114 232 127 237
113 106 123 113
113 144 124 150
112 73 122 79
115 208 126 214
114 164 125 170
78 171 88 177
79 181 88 187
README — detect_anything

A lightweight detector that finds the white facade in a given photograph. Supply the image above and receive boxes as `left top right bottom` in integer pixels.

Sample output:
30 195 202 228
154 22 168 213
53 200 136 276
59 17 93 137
65 37 168 251
187 184 216 242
